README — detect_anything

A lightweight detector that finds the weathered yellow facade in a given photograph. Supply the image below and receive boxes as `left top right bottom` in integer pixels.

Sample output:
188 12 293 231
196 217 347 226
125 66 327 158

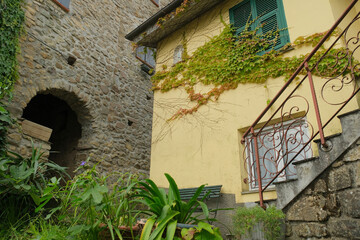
150 0 360 203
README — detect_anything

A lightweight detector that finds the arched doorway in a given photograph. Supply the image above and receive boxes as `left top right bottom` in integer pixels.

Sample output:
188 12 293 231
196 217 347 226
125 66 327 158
22 94 82 177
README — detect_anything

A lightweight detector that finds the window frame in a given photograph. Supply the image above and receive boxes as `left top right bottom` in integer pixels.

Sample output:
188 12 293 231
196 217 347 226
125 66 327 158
52 0 70 12
244 119 312 190
229 0 290 51
136 46 156 69
150 0 159 7
173 45 184 65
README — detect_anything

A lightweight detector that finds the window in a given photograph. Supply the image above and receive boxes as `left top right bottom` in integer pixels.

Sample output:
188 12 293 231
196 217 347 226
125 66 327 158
150 0 159 7
229 0 290 51
173 45 184 65
136 46 156 69
244 119 312 189
52 0 70 12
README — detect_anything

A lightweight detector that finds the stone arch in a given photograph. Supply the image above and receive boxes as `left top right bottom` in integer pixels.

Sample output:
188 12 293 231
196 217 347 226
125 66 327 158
36 87 92 127
11 80 93 123
20 86 93 177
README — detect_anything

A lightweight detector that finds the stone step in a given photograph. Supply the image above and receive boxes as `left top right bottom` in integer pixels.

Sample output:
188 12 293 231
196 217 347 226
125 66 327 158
274 177 297 185
338 109 360 140
292 156 319 166
275 110 360 209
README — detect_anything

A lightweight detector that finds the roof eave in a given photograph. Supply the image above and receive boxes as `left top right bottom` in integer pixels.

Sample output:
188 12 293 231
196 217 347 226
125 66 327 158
125 0 224 48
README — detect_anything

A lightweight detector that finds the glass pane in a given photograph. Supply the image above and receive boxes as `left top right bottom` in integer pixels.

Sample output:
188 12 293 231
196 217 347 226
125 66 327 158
255 130 282 186
58 0 70 8
173 45 184 64
146 48 156 68
136 46 156 68
282 121 312 179
247 120 312 188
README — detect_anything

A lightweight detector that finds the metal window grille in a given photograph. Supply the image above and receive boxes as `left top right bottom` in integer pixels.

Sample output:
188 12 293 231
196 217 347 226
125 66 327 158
245 119 312 189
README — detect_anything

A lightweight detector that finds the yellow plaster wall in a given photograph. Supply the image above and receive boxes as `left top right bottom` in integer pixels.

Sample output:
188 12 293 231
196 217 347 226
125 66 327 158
151 0 360 203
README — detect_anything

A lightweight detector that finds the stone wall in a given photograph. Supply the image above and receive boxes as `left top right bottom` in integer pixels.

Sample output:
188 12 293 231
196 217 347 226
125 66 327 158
285 139 360 239
6 0 171 177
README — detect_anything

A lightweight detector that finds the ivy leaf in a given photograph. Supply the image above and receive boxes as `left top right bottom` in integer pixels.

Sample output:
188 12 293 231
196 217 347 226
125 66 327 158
82 183 108 204
0 115 12 124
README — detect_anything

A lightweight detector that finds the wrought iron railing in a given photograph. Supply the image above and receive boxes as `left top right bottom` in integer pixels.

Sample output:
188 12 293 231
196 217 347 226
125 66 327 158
241 0 360 207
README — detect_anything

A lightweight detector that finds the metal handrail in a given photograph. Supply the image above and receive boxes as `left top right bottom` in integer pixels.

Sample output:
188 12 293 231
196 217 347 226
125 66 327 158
241 0 360 208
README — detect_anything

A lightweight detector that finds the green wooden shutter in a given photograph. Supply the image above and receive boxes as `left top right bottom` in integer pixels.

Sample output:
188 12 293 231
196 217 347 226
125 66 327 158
229 0 289 50
255 0 289 50
255 0 277 16
229 0 253 35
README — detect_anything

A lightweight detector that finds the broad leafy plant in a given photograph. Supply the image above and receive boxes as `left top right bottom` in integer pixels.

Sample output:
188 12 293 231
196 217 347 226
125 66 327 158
180 222 223 240
0 145 67 198
0 145 67 232
138 173 218 240
46 161 142 240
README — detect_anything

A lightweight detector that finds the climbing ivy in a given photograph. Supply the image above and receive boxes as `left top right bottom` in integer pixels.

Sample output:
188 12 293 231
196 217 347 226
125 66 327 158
151 21 356 120
0 104 13 156
0 0 25 99
157 0 200 27
0 0 25 152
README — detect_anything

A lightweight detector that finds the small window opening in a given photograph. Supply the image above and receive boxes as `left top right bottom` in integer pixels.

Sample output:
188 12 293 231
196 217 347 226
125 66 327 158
173 45 184 65
52 0 70 12
150 0 159 7
136 46 156 69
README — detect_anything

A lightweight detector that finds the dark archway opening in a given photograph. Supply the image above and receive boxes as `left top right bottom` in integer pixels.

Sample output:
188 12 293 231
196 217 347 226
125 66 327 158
22 94 82 178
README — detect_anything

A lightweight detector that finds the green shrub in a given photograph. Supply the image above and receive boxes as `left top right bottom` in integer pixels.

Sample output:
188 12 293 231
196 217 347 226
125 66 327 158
233 206 285 240
0 146 68 240
44 160 142 240
25 217 68 240
0 145 67 228
138 173 223 240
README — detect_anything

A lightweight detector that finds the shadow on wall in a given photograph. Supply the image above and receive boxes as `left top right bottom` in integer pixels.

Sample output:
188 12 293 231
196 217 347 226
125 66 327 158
22 94 81 178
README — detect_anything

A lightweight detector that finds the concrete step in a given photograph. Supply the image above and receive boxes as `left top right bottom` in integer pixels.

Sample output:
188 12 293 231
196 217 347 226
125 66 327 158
275 110 360 209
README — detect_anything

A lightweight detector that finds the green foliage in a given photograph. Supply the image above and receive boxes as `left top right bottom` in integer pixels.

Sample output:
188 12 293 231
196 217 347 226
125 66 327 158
138 173 218 240
156 0 200 27
0 145 67 198
0 0 25 157
0 145 68 236
233 206 285 240
181 222 223 240
0 156 145 240
0 0 25 99
152 21 357 120
44 161 142 240
25 218 68 240
0 102 13 155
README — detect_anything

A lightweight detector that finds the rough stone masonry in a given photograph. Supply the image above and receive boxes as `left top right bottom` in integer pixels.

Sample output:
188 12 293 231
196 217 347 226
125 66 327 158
285 139 360 239
6 0 171 177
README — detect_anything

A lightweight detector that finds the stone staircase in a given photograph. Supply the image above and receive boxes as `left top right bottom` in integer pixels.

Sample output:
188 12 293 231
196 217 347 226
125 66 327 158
275 109 360 209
